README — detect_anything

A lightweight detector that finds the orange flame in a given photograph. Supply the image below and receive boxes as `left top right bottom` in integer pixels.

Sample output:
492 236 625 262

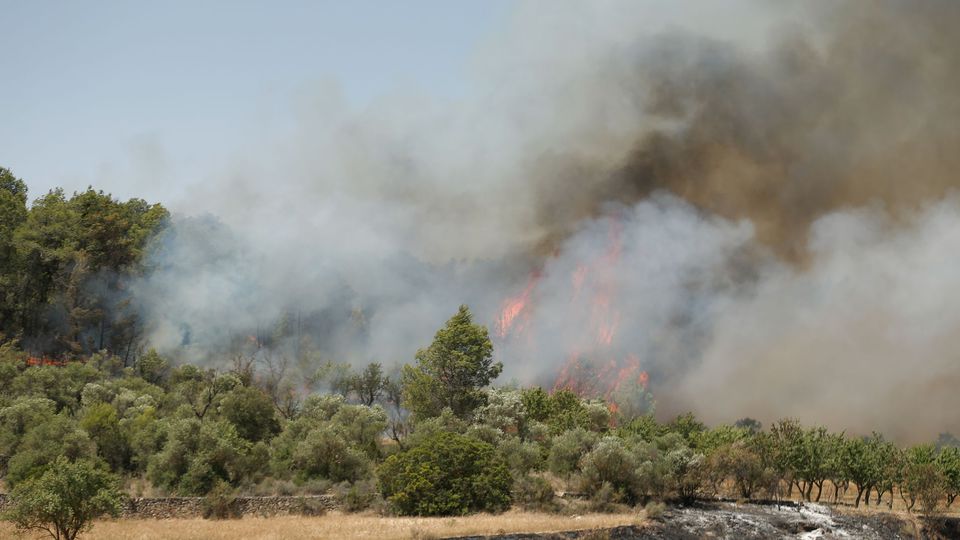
497 215 652 415
495 274 539 338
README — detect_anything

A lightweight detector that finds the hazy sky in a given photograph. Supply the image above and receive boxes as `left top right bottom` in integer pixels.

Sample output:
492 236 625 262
1 0 511 201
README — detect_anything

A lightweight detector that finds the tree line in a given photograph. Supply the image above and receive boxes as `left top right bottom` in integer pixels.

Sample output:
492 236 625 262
0 167 168 361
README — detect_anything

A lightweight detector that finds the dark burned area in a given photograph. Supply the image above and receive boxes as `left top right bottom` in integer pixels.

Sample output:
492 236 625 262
451 501 960 540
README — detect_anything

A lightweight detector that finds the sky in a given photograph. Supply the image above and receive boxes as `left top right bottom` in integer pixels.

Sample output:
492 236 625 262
0 0 511 202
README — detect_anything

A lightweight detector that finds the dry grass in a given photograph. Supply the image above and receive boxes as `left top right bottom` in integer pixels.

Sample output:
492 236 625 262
0 510 644 540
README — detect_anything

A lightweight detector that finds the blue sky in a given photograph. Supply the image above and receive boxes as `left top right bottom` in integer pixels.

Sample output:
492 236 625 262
0 0 511 201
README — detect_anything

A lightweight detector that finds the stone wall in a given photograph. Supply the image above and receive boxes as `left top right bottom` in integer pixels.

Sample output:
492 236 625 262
124 495 338 519
0 494 339 519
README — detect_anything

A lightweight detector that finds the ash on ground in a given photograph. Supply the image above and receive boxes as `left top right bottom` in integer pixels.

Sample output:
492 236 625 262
642 501 909 539
449 500 956 540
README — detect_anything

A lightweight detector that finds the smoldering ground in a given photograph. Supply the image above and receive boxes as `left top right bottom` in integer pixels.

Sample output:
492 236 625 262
131 1 960 441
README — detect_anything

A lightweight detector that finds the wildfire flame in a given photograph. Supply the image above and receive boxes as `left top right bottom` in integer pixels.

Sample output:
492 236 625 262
495 216 653 416
495 274 539 338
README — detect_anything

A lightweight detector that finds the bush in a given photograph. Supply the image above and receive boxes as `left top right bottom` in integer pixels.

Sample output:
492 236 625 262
588 481 622 513
292 497 328 516
333 478 380 512
3 457 123 540
514 474 557 512
291 428 372 483
547 428 597 477
378 432 512 516
202 480 240 519
219 386 280 443
580 437 636 501
644 500 667 520
498 437 543 475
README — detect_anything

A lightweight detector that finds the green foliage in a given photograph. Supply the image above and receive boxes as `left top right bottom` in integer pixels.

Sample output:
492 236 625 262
474 388 528 438
547 427 598 477
618 414 667 442
269 395 385 483
6 415 98 487
351 363 387 406
936 446 960 507
332 478 381 512
378 431 512 516
513 474 557 512
291 428 372 483
135 349 169 387
579 436 637 502
3 456 122 540
900 444 946 514
147 417 262 495
497 437 543 475
2 178 167 356
220 386 280 442
202 480 241 520
401 305 500 420
667 412 706 445
80 403 130 471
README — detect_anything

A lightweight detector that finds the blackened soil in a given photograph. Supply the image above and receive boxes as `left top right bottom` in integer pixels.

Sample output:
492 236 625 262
445 501 960 539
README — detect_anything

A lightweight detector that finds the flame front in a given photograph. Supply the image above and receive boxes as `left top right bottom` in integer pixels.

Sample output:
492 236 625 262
496 216 654 416
495 274 539 338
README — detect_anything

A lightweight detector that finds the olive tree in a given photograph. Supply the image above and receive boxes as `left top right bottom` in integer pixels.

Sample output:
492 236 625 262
3 457 123 540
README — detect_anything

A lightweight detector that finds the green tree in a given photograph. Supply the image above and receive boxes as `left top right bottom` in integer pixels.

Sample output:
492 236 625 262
378 431 512 516
0 167 28 335
579 436 637 502
219 386 280 443
6 415 98 487
350 362 387 406
937 446 960 507
899 444 945 514
3 456 123 540
401 305 500 419
134 349 169 387
80 403 130 472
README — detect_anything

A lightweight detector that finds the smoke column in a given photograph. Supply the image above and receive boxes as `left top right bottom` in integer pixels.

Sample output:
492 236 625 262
132 0 960 441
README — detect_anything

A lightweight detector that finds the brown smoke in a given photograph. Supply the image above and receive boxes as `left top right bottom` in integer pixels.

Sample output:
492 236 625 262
532 0 960 261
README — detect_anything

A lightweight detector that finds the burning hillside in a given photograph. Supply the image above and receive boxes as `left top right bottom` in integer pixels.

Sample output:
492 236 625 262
124 1 960 440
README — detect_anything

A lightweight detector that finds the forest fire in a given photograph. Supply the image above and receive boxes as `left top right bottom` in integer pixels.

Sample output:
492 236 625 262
495 217 653 415
25 356 70 367
494 274 539 338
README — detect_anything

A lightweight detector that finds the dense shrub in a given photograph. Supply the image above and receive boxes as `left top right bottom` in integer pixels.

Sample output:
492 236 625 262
498 437 543 475
202 480 240 519
378 432 512 516
513 474 557 512
219 386 280 443
547 427 597 477
580 437 637 502
333 478 381 512
291 428 371 483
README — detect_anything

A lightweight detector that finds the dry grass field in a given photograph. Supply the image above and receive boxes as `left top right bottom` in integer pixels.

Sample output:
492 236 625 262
0 510 645 540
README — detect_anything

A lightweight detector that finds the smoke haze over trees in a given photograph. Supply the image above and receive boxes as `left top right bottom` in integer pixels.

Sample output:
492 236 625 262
4 0 960 442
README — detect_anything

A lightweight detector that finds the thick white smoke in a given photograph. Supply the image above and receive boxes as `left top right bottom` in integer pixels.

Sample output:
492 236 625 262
129 1 960 441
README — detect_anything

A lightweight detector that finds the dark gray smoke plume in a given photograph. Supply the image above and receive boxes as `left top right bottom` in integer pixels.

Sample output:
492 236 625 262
133 0 960 441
